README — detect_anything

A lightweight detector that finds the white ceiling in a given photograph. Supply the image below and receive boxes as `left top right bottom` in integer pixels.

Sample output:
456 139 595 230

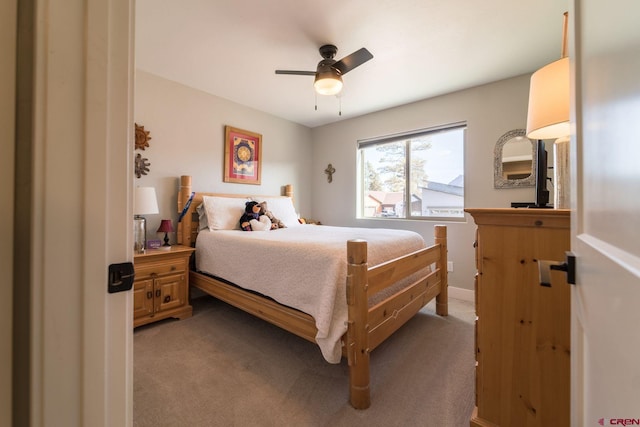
135 0 568 128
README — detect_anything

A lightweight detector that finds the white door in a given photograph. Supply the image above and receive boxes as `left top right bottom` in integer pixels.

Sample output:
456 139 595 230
571 1 640 426
13 0 134 425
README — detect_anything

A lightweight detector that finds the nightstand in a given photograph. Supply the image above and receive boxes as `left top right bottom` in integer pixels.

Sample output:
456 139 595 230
133 245 195 328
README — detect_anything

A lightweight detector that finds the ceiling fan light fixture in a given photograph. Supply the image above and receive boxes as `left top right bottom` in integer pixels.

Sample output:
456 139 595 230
276 44 373 98
314 67 343 96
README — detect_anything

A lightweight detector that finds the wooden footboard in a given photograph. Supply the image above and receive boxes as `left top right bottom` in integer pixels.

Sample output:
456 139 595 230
346 225 447 409
177 175 448 409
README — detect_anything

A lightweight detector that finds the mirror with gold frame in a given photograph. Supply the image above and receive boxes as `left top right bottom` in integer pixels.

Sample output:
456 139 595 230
494 129 537 189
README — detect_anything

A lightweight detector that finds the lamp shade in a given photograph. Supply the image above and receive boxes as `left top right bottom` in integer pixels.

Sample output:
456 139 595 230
314 65 343 96
526 57 570 140
134 187 159 215
156 219 174 233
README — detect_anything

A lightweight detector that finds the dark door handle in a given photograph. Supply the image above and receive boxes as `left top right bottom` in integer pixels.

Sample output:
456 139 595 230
108 262 135 293
538 251 576 287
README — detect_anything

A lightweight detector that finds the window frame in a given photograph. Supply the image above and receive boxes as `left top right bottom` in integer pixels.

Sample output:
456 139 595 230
357 122 466 222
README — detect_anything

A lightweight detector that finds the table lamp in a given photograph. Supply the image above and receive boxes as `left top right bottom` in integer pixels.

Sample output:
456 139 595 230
157 219 174 247
133 187 159 253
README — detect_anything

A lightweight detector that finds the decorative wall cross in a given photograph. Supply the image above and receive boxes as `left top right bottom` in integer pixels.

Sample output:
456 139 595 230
324 163 336 183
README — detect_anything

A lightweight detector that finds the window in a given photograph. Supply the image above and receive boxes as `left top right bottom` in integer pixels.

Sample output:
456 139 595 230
358 123 465 220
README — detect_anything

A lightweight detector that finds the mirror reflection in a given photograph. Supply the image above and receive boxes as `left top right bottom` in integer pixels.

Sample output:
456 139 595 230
502 137 532 180
494 129 537 188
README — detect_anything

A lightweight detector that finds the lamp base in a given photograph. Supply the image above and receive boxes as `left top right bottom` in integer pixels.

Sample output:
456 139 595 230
553 136 570 209
134 216 147 253
162 232 171 247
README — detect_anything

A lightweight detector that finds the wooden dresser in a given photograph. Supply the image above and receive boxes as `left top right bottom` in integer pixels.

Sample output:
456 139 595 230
133 245 195 328
466 209 570 427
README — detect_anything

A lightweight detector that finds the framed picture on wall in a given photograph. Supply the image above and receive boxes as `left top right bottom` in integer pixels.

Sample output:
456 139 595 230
223 126 262 185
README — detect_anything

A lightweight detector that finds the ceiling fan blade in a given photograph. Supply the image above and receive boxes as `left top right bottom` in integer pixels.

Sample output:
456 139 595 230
275 70 316 76
333 48 373 75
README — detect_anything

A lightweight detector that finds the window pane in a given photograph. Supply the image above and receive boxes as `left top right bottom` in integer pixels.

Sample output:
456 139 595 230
409 128 464 218
359 124 465 221
362 141 406 218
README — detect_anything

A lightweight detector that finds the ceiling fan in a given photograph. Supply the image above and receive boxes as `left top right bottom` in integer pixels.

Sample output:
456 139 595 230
275 44 373 96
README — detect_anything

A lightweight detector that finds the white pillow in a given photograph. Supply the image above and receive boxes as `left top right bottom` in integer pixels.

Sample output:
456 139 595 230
195 203 208 231
202 196 249 230
252 196 300 227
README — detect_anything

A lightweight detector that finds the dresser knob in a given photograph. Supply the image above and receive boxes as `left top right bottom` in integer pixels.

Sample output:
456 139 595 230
146 291 152 299
163 295 171 303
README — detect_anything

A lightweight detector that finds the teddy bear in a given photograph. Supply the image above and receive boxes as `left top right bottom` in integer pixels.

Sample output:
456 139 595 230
258 201 286 229
239 201 273 231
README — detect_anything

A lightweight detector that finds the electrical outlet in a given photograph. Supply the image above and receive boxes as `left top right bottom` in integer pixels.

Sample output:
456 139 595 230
447 261 454 272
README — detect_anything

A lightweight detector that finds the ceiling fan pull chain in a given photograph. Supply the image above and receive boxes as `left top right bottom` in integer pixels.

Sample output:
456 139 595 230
315 92 318 111
339 96 342 116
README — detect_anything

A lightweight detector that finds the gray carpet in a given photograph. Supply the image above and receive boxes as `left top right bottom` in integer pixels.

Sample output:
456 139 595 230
134 295 476 427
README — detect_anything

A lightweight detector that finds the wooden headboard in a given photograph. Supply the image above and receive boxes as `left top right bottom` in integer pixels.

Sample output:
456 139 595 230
176 175 294 247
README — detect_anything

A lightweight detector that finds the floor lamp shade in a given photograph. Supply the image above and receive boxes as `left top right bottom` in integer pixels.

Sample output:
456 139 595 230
134 187 159 253
526 57 570 140
526 56 571 208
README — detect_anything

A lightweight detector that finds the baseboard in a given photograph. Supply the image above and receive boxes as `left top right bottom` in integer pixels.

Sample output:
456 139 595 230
448 286 474 303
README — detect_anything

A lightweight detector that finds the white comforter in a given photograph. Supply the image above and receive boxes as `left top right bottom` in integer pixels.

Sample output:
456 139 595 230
195 224 426 363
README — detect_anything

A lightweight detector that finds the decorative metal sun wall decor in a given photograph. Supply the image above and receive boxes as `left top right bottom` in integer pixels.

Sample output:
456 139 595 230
134 123 152 178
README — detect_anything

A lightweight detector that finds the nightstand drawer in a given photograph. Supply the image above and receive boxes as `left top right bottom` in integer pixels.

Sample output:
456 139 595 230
134 258 185 279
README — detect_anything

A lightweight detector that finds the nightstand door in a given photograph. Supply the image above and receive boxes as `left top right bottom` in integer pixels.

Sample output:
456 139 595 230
133 278 154 319
154 273 186 314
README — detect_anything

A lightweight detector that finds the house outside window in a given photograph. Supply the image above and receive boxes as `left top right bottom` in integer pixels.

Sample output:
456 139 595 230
357 123 465 220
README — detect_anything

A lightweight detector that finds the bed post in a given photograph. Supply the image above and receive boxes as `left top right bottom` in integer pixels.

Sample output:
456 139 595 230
435 225 448 316
284 184 293 201
177 175 193 246
346 239 370 409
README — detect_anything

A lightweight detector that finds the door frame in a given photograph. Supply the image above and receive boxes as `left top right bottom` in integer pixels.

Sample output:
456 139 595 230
1 0 17 425
12 0 134 425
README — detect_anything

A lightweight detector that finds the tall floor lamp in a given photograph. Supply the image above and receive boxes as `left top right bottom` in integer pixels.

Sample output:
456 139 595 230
134 187 159 253
526 12 571 208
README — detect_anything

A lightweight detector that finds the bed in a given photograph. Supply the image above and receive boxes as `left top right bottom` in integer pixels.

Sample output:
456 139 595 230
176 175 448 409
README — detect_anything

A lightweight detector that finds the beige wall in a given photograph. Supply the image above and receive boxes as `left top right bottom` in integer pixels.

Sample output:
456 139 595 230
310 74 535 291
134 70 313 236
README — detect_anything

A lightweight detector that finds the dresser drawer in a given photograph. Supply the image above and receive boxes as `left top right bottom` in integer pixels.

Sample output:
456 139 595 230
135 258 185 279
